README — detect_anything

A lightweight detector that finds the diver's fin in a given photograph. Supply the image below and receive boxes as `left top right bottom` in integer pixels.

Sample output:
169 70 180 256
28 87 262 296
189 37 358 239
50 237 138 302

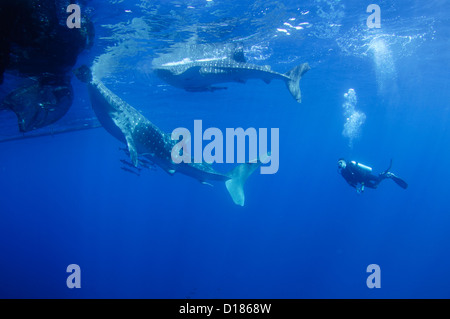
225 154 267 206
390 175 408 189
381 159 407 189
284 63 310 103
382 159 393 175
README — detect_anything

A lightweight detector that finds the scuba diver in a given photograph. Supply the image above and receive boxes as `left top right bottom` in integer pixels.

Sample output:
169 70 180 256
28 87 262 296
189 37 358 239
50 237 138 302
337 158 408 193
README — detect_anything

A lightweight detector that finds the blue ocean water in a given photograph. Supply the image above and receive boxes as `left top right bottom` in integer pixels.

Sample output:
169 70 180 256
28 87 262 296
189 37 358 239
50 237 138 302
0 0 449 298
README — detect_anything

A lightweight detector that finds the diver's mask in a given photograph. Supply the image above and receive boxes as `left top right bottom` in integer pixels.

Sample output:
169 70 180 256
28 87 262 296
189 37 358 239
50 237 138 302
337 159 346 173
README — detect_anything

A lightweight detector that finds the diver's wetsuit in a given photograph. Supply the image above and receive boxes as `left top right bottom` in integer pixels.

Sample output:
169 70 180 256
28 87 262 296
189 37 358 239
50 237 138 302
340 161 386 190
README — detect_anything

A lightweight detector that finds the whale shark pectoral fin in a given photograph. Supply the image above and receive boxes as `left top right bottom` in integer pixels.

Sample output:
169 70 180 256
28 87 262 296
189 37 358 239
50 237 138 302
185 86 227 92
162 168 176 175
185 87 211 92
178 65 202 77
110 113 138 166
124 134 139 167
209 86 227 92
201 181 214 187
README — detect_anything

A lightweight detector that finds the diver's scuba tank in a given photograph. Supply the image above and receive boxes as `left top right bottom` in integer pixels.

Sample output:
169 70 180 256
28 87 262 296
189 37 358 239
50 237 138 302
351 161 371 194
350 161 372 174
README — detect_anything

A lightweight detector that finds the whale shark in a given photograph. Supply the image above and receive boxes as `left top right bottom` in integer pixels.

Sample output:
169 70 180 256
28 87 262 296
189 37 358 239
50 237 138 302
75 65 265 206
154 54 310 103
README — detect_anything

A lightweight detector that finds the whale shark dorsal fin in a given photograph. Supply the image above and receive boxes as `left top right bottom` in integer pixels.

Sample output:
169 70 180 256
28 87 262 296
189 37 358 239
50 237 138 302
232 49 246 63
125 134 139 167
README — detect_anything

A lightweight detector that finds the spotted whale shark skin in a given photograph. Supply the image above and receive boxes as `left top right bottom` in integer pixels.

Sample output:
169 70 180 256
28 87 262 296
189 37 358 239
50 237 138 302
77 66 263 206
154 57 310 103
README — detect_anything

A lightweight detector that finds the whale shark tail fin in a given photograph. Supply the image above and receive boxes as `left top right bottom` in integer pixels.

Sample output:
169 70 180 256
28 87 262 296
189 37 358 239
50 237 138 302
285 63 310 103
225 154 268 206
